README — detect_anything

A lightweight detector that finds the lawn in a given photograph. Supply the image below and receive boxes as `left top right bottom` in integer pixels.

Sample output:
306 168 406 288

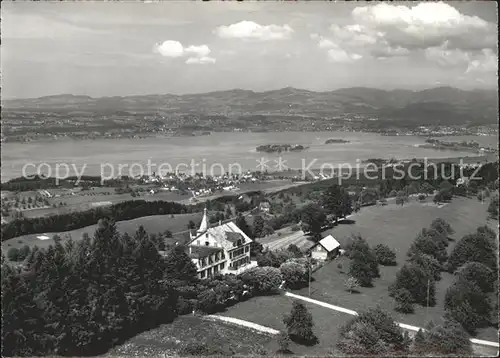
294 196 498 341
220 294 353 356
102 315 273 356
1 212 205 251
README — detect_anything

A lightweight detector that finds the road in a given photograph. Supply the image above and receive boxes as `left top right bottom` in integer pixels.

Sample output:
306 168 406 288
285 292 499 356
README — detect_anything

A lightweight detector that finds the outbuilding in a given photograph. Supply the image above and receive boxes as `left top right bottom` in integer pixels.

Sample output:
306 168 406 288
310 235 341 261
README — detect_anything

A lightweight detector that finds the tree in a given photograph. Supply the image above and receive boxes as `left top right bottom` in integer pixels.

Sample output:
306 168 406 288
187 220 196 230
444 278 491 334
283 300 318 345
373 244 397 266
164 245 198 282
407 230 448 264
395 191 408 206
420 182 435 195
455 262 495 293
235 213 253 238
344 277 360 294
448 230 497 272
300 204 326 239
408 252 442 281
240 266 282 294
252 215 265 238
389 264 436 307
348 236 379 287
430 218 454 237
6 247 20 261
280 261 308 289
287 244 303 258
434 189 452 204
197 288 219 314
250 240 263 258
393 288 414 314
412 319 472 356
487 195 499 218
319 184 352 219
337 307 409 355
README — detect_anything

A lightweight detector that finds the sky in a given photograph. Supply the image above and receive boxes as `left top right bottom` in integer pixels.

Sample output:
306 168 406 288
1 0 498 98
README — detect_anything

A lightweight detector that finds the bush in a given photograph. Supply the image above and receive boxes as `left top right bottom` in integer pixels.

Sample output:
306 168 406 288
393 288 414 314
344 277 360 293
290 224 300 232
240 266 282 294
197 289 219 314
176 297 194 315
277 332 292 354
337 307 409 355
430 218 454 237
373 244 397 266
280 261 308 289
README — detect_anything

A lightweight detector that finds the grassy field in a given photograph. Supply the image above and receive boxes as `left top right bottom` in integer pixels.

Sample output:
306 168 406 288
1 212 205 251
293 196 498 341
103 315 274 356
220 294 353 356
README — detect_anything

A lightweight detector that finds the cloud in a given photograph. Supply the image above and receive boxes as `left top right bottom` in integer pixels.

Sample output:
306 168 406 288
327 48 362 63
215 21 293 40
154 40 185 58
185 45 211 58
425 45 498 74
351 2 496 51
154 41 215 64
185 56 216 65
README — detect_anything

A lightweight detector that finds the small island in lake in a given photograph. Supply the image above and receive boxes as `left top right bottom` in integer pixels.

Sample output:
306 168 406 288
256 144 308 153
325 138 350 144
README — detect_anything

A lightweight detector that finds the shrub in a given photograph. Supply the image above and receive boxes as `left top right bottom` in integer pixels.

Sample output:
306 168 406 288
373 244 397 266
418 193 426 201
240 266 282 294
430 218 454 237
277 332 292 354
344 277 360 293
290 224 300 232
176 297 193 315
280 261 308 289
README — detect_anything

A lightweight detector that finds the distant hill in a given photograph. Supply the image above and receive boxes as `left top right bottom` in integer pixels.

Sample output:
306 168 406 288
3 86 498 125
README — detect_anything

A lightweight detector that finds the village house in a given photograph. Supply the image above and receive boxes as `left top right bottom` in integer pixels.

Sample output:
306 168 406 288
187 208 256 279
309 235 341 261
259 201 271 213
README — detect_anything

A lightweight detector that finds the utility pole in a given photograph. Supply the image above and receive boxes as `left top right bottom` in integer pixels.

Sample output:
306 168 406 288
426 279 430 320
308 258 311 297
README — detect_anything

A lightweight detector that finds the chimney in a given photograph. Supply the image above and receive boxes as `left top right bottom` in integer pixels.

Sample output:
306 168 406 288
189 246 192 255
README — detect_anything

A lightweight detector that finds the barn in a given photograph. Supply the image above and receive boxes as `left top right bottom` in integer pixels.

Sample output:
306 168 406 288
310 235 341 261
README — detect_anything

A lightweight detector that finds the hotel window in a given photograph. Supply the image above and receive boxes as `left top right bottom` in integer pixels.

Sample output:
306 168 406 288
221 252 225 259
220 262 225 270
197 240 200 245
200 270 206 279
205 241 209 246
245 245 249 253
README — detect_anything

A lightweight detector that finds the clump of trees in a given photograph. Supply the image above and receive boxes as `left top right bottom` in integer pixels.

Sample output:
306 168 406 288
283 300 318 345
389 264 436 308
337 307 410 355
347 236 379 287
373 244 397 266
412 320 472 356
447 226 497 273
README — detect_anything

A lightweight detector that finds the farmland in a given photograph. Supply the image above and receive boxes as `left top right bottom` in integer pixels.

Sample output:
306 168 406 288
103 315 273 356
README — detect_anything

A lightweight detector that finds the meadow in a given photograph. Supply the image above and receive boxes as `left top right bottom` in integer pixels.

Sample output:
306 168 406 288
294 196 498 341
1 212 205 251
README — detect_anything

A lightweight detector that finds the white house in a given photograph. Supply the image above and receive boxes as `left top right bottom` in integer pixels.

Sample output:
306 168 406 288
310 235 341 261
187 208 256 279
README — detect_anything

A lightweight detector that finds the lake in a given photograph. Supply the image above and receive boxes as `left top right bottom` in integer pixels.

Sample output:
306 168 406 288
1 132 494 182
